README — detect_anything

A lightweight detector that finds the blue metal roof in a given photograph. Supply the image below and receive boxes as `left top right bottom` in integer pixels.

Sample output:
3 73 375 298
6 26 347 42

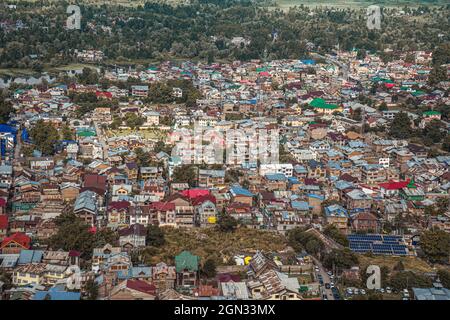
18 250 44 264
291 201 310 211
33 288 81 300
230 186 254 197
265 173 287 181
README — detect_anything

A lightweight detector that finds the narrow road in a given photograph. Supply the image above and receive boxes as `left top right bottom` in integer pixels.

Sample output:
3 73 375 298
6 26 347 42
312 256 334 300
93 122 108 160
14 126 22 159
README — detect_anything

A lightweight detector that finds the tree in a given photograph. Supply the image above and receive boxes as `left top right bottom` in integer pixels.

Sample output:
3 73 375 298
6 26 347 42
393 260 405 272
124 113 145 130
135 147 150 167
48 213 117 260
351 108 362 121
389 271 432 291
322 248 358 271
437 269 450 289
78 67 99 85
154 140 171 154
84 279 99 300
0 97 14 123
29 120 60 155
287 227 324 255
420 229 450 264
61 124 74 141
201 258 217 278
422 120 445 144
323 225 349 247
146 225 165 247
172 165 197 187
110 117 122 130
389 112 412 139
217 213 238 233
428 65 448 86
378 102 388 112
357 49 366 60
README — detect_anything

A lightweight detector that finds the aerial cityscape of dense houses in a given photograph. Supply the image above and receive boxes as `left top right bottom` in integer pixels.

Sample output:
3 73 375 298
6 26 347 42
0 48 449 301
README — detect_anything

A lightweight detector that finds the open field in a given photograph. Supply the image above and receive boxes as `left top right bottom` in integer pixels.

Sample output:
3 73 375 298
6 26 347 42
106 128 166 140
0 68 37 78
142 227 289 265
0 64 96 79
48 63 97 72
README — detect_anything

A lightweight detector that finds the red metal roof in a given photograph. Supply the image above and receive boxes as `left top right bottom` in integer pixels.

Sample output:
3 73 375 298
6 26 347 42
150 202 175 211
0 214 8 229
95 91 113 98
108 200 130 211
379 180 410 190
84 174 107 190
126 280 156 295
181 189 210 199
1 232 31 249
191 194 216 206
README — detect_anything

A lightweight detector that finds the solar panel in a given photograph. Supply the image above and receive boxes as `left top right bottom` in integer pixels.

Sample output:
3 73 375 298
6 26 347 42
347 234 408 256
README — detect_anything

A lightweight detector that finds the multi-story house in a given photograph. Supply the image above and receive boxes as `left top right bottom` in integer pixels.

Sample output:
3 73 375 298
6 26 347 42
175 251 199 289
198 169 226 188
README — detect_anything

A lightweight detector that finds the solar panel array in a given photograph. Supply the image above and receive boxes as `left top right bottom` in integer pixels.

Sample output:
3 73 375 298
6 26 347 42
348 234 408 256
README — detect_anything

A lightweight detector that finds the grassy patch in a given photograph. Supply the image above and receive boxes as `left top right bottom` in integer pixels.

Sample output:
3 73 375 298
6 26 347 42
297 273 313 284
0 68 38 78
48 63 97 72
106 128 166 140
358 255 433 273
143 227 288 265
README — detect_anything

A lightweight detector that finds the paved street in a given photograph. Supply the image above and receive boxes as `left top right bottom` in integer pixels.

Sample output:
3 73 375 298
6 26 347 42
93 122 109 160
312 256 334 300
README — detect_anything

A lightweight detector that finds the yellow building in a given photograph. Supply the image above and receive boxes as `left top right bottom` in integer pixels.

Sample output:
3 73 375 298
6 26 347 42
13 263 46 286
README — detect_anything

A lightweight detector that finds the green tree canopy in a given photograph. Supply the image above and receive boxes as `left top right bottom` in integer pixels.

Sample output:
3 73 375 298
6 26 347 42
420 229 450 264
0 96 14 123
201 258 217 278
29 120 60 155
146 225 166 247
389 112 412 139
217 213 238 233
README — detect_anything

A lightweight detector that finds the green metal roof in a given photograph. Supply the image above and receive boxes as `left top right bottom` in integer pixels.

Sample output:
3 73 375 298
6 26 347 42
175 251 199 273
77 131 96 137
423 110 441 116
309 98 339 110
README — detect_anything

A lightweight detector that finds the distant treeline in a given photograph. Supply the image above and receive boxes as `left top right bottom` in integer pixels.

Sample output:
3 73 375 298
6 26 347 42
0 0 448 70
